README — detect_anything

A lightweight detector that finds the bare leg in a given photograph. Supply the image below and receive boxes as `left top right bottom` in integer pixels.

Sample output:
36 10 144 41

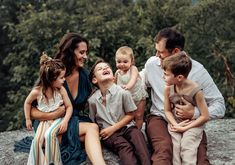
79 122 106 165
135 99 146 129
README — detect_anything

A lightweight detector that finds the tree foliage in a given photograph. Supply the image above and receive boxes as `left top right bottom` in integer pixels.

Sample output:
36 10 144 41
0 0 234 131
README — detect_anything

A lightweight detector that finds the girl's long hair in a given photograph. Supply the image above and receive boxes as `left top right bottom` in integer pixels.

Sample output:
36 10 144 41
35 52 65 101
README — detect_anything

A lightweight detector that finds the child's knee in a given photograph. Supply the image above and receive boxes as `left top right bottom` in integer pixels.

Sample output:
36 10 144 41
33 136 41 146
44 130 57 140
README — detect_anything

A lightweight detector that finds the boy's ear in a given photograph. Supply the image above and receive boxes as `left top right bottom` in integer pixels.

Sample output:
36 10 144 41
172 48 181 54
92 77 97 85
176 75 184 81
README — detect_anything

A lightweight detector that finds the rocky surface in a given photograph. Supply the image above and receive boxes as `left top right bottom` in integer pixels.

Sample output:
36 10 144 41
0 119 234 165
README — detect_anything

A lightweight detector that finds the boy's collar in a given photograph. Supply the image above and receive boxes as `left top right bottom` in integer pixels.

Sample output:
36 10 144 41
96 83 116 100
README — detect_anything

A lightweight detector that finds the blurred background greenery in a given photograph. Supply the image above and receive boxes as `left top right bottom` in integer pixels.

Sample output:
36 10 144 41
0 0 234 132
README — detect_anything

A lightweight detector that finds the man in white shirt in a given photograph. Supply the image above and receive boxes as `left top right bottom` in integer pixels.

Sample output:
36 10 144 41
141 27 225 165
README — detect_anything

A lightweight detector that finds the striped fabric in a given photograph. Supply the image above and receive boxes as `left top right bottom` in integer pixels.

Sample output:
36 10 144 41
27 118 63 165
27 89 64 165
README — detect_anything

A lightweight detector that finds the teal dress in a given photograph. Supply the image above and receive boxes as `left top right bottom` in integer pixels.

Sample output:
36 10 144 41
60 68 92 165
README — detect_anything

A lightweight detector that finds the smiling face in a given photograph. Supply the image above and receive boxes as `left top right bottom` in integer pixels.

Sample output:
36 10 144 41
115 53 132 73
155 39 172 65
92 62 114 86
74 41 88 68
52 69 66 89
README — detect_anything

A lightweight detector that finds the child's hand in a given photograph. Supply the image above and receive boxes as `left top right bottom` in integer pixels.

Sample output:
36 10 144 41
169 123 188 133
178 119 192 127
59 120 68 134
100 126 116 140
121 85 129 90
26 119 33 131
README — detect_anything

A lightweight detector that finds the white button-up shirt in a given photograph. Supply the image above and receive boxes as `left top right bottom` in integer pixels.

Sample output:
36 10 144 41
140 56 225 120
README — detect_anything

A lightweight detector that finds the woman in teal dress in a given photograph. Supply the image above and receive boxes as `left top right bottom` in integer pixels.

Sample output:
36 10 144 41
31 33 106 165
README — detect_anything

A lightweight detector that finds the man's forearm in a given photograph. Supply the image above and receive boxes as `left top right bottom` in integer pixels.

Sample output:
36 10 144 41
208 98 226 119
193 98 225 120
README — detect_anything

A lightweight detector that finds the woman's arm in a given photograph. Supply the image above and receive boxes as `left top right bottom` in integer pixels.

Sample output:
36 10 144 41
58 87 73 133
31 105 66 121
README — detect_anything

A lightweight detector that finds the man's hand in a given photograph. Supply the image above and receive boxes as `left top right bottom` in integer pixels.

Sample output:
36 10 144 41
175 97 194 120
169 124 187 133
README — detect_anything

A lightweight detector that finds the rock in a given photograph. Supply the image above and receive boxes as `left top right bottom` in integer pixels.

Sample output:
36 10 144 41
0 119 234 165
205 119 235 165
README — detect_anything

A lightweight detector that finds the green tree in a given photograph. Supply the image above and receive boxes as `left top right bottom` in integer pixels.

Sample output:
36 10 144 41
3 0 78 130
0 0 34 131
2 0 143 130
1 0 234 131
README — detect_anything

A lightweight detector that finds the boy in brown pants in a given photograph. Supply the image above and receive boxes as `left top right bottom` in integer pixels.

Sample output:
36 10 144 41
88 59 150 165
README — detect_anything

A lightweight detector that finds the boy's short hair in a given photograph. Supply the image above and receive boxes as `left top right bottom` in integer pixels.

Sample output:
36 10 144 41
89 59 104 82
89 59 112 88
162 51 192 78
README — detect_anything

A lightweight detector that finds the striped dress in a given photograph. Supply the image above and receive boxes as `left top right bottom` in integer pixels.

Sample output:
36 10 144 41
27 90 63 165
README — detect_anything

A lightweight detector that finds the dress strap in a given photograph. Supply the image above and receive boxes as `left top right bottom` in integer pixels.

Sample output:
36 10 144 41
190 86 202 98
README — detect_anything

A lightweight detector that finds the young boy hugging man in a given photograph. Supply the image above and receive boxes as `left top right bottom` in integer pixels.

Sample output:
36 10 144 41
88 59 150 165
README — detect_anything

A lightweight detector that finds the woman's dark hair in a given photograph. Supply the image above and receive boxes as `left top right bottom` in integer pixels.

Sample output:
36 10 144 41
55 33 89 76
